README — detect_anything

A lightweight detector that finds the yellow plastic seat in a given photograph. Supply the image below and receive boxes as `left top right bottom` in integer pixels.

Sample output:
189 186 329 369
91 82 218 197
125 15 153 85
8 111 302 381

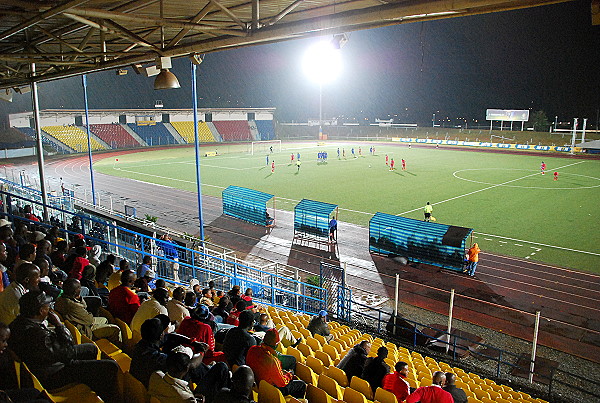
314 333 327 346
306 356 326 375
343 387 369 403
307 384 335 403
113 351 132 373
298 328 312 339
329 340 345 355
286 346 305 364
296 362 318 385
96 338 122 357
297 343 314 358
317 374 344 400
123 371 148 403
314 350 333 368
114 318 137 353
322 344 340 364
374 387 398 403
473 388 490 401
325 365 349 388
258 380 286 403
63 320 83 344
306 337 322 353
350 376 373 401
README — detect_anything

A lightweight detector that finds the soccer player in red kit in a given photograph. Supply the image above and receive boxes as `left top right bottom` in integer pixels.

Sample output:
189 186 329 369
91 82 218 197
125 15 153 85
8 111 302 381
390 159 395 171
291 153 294 163
271 161 275 173
401 159 406 171
554 171 559 181
541 161 546 174
385 155 389 166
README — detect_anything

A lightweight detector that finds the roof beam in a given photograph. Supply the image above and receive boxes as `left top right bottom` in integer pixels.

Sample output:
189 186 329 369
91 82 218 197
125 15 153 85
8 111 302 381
209 0 248 28
167 3 215 48
0 0 91 41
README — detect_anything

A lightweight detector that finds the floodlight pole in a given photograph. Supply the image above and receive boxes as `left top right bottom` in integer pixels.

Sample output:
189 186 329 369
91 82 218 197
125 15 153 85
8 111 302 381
82 74 97 206
191 61 205 242
570 118 578 155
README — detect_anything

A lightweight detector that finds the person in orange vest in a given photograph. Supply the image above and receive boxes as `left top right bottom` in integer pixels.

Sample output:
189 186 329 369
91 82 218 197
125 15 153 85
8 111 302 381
465 243 481 276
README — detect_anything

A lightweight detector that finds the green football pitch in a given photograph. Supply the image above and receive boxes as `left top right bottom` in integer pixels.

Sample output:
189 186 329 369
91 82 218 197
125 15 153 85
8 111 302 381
94 142 600 273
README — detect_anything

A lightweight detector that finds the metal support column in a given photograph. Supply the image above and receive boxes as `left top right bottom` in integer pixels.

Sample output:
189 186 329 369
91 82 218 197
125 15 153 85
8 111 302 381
191 62 205 241
30 63 49 221
82 74 97 205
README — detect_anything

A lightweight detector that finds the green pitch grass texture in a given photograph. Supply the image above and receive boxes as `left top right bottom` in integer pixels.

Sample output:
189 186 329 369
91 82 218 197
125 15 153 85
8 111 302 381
94 143 600 273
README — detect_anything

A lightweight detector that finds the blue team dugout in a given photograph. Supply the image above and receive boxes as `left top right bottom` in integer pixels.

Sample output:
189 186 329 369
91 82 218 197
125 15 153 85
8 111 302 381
369 212 473 272
294 199 338 242
222 185 275 226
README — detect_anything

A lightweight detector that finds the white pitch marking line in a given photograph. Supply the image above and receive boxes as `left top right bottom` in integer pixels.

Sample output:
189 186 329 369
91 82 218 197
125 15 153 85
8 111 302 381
499 241 507 244
484 238 493 241
515 244 523 247
397 160 585 216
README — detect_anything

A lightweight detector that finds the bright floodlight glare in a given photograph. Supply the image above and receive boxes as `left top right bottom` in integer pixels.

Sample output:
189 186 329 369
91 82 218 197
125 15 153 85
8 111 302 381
303 41 342 84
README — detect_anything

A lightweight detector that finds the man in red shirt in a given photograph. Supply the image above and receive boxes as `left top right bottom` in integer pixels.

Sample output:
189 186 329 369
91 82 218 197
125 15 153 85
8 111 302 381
401 159 406 171
108 270 141 324
246 329 306 398
406 371 453 403
177 304 225 363
382 361 411 402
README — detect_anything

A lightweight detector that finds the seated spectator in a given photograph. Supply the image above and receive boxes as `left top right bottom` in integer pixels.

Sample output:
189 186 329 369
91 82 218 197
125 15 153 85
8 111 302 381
167 286 190 324
13 243 36 271
246 328 306 398
108 270 141 324
177 304 225 363
131 287 170 333
50 240 68 268
55 278 121 344
33 257 61 300
222 310 257 367
0 262 40 325
254 313 272 333
184 291 197 310
307 310 332 341
27 230 46 245
80 264 100 297
23 205 40 222
35 239 54 271
241 288 253 308
337 340 371 382
131 317 172 387
12 221 29 247
0 243 9 292
228 285 241 307
199 288 214 307
95 254 116 287
406 371 453 403
362 346 390 393
65 246 89 280
442 372 467 403
149 348 204 403
138 255 152 278
214 365 255 403
0 321 47 402
9 290 119 402
108 259 128 290
382 361 411 403
227 300 249 326
212 295 230 323
88 245 102 268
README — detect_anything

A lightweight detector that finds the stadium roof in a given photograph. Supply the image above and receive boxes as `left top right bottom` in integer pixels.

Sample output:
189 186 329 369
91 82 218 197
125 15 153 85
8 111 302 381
0 0 572 90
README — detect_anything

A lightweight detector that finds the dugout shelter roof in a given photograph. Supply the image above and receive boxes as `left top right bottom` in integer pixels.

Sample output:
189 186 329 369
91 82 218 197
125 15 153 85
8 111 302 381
0 0 572 90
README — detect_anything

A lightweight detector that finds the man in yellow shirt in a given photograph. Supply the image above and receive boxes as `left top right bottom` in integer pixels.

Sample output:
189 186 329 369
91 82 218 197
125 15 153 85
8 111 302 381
424 202 433 222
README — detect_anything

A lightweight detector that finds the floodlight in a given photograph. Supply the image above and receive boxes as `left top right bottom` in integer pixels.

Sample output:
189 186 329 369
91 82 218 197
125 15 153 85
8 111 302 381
331 33 349 49
303 40 342 84
190 53 205 65
154 69 180 90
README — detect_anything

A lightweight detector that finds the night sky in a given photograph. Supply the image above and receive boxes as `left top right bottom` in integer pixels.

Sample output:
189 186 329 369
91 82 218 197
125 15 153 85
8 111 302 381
1 1 599 128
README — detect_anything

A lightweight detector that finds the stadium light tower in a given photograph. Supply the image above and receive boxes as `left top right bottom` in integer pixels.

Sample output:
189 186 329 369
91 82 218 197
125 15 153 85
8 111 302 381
303 39 343 138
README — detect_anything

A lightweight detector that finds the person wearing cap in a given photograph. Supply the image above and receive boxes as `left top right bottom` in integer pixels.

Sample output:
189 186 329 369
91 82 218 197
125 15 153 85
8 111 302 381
307 310 332 341
54 278 121 344
131 287 170 333
177 304 226 364
108 269 141 324
8 290 119 402
362 346 390 393
246 328 306 398
0 262 40 325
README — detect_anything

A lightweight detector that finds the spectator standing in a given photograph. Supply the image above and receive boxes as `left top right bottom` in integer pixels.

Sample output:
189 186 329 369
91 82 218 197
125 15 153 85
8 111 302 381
0 262 41 325
406 371 453 403
246 328 306 398
465 243 481 276
362 346 390 394
442 372 467 403
423 202 433 222
108 270 141 324
9 290 119 402
337 340 371 383
382 361 411 402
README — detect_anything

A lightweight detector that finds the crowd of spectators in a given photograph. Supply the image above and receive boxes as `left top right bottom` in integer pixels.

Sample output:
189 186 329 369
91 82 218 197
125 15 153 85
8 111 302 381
0 206 471 403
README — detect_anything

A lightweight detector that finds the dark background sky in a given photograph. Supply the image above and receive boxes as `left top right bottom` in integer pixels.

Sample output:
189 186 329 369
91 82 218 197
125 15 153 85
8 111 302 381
1 0 599 128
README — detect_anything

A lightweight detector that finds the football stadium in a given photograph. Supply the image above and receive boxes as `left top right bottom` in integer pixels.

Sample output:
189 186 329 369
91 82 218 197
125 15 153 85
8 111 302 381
0 1 599 403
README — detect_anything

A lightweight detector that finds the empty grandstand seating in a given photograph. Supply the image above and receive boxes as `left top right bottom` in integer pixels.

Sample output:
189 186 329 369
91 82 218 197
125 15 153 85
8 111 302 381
127 122 176 146
256 120 275 140
170 121 217 143
16 126 70 152
90 124 140 148
42 125 107 152
213 120 252 141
